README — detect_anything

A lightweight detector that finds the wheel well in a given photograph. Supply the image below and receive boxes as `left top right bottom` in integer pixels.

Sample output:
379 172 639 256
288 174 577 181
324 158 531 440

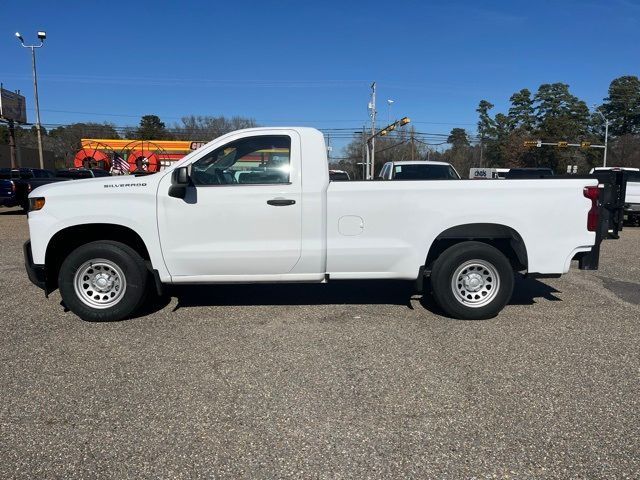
425 223 528 272
45 224 151 291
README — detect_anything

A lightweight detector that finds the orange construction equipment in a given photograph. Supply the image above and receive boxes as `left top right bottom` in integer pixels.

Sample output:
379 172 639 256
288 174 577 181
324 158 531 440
75 139 206 173
74 148 111 170
127 150 160 173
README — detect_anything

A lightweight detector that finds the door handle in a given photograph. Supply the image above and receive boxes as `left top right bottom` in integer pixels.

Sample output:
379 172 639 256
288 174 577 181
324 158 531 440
267 199 296 206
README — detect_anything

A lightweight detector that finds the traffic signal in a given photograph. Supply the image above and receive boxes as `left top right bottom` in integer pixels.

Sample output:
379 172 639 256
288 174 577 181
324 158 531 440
557 141 568 148
380 129 388 136
581 141 591 148
524 140 540 147
400 117 410 126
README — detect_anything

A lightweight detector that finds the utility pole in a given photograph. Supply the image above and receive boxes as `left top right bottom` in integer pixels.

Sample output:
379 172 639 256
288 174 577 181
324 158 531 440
410 126 416 159
603 118 609 167
362 126 366 180
368 82 377 179
592 105 610 168
16 31 47 169
8 120 17 168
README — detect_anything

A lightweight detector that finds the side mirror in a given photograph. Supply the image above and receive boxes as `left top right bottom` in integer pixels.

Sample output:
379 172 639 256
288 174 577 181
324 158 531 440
168 166 189 199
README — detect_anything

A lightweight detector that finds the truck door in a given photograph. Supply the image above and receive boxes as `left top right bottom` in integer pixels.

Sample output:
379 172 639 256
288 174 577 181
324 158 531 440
157 131 302 277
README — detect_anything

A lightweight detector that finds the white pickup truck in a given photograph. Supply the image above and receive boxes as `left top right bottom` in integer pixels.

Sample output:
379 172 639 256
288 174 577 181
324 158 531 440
24 127 608 322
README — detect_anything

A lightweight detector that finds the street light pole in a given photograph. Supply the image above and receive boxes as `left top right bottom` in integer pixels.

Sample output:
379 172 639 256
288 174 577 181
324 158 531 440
593 105 609 168
603 118 609 167
16 31 46 169
368 82 377 180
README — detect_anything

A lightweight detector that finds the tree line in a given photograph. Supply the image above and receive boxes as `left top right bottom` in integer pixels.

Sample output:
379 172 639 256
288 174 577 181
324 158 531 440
335 75 640 179
2 75 638 174
0 115 257 166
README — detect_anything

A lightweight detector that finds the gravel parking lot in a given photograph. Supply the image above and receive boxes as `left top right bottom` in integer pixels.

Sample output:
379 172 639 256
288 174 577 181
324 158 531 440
1 207 638 478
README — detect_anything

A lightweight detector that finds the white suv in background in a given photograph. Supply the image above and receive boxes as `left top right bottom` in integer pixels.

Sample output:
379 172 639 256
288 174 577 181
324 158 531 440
591 167 640 224
378 161 461 180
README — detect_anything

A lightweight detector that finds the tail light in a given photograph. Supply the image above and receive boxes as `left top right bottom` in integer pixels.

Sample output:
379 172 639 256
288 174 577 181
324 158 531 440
583 186 600 232
27 183 32 193
10 181 16 193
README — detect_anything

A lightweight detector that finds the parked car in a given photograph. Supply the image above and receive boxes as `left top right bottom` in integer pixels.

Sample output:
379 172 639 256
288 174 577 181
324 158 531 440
329 169 351 181
1 168 68 211
24 127 621 322
0 169 20 208
591 167 640 225
505 168 554 179
379 161 461 180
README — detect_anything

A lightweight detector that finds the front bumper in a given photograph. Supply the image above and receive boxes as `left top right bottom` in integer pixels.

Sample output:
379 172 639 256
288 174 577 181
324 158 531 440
23 240 47 292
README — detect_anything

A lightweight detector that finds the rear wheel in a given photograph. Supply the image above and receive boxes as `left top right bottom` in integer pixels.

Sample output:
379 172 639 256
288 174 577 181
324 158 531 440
58 241 148 322
429 241 514 320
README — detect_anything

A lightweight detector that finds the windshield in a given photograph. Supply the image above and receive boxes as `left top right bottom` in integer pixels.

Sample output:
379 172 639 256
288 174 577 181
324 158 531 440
393 164 460 180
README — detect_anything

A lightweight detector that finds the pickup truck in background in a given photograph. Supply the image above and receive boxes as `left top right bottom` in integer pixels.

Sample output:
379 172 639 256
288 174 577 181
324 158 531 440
24 127 620 322
1 168 69 211
591 167 640 225
1 168 112 212
378 161 461 180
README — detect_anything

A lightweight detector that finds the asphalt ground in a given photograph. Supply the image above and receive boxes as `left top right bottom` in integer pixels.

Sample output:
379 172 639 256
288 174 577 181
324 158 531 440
1 206 638 478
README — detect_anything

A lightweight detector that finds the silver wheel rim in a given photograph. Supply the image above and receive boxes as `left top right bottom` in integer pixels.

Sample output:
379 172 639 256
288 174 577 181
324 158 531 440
73 258 127 309
451 259 500 308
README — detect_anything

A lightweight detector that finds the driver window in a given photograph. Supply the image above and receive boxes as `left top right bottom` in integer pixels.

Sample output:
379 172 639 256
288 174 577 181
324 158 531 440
191 135 291 186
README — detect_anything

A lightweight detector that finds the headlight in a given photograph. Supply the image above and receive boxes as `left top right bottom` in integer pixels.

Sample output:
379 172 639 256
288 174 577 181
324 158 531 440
29 197 46 211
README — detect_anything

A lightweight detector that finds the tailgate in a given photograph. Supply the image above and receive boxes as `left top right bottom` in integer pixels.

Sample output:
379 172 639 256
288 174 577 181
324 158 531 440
589 170 627 239
0 180 15 198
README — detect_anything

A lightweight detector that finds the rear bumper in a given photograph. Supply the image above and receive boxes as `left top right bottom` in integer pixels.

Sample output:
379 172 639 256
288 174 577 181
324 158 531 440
624 203 640 213
575 246 600 270
23 240 47 291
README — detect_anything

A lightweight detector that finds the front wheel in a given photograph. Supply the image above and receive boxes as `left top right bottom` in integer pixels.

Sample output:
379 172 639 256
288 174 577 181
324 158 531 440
429 241 514 320
58 241 148 322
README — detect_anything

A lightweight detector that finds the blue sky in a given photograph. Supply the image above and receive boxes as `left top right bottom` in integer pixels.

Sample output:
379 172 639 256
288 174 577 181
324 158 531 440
2 0 639 150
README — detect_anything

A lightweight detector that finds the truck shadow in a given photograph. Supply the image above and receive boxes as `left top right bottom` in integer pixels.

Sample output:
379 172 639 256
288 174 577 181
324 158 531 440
0 209 26 216
509 275 562 305
137 275 562 319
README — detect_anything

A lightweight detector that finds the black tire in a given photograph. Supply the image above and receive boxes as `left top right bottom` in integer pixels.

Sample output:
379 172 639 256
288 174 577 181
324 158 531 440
429 241 514 320
58 241 148 322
